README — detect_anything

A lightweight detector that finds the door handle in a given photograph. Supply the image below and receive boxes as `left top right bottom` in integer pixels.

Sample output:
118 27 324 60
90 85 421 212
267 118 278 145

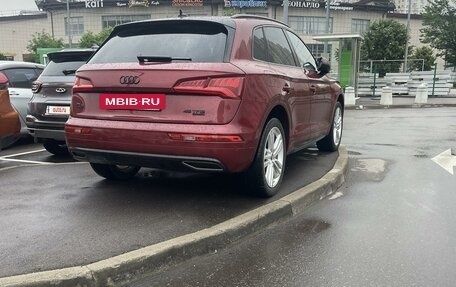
9 91 20 96
310 85 317 94
282 84 293 94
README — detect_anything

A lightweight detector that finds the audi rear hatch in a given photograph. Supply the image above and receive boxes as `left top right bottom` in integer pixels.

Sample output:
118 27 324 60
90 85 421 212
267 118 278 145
72 19 245 125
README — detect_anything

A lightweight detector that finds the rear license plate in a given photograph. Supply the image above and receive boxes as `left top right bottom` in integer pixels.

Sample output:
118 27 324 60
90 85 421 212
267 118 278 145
100 94 166 110
46 105 70 115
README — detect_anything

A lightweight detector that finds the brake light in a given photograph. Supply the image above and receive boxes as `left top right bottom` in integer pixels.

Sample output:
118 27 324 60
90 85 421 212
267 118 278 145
73 76 94 93
31 81 42 93
71 95 85 115
174 76 244 99
168 133 243 142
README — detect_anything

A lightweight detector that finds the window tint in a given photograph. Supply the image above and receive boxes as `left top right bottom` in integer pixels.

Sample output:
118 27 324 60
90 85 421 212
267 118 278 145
3 68 38 88
253 27 268 62
263 27 295 66
285 31 316 70
90 22 228 64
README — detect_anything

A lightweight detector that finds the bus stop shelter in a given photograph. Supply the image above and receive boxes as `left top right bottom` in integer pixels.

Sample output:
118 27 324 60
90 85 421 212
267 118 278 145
313 34 363 94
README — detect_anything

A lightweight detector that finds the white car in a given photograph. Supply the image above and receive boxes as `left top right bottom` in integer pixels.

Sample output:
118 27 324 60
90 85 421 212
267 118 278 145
0 61 45 137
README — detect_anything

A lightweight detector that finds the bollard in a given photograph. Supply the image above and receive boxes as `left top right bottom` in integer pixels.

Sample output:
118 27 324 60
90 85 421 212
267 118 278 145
345 86 356 106
380 86 393 106
415 83 428 104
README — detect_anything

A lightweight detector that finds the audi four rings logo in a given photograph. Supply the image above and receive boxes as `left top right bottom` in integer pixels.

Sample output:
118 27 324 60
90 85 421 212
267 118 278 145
120 76 140 85
55 88 66 93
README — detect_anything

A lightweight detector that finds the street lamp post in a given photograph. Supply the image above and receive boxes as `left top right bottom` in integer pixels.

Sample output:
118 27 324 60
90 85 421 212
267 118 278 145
67 0 72 48
403 0 411 72
283 0 289 24
323 0 330 55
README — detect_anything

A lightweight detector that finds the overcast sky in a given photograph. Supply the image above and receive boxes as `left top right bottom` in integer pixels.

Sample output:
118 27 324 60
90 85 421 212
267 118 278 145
0 0 39 15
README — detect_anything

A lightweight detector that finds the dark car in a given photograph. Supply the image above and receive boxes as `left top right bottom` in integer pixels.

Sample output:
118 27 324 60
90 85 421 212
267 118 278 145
65 15 344 197
27 49 95 155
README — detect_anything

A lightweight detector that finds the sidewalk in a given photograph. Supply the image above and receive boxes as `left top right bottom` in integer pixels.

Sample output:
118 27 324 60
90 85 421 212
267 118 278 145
348 90 456 109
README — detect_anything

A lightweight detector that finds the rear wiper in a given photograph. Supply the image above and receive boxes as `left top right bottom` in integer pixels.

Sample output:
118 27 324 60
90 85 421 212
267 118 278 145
62 69 77 75
137 56 192 64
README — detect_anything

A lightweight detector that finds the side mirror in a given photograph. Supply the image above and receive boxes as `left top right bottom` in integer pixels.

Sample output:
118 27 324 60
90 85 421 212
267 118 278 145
317 57 330 76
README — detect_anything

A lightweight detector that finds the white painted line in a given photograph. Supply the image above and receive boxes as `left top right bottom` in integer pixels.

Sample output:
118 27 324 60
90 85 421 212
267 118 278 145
0 161 87 172
2 149 46 158
0 158 51 165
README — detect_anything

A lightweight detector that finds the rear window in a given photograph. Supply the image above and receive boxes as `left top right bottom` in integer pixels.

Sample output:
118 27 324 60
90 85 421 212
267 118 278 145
42 61 87 76
89 21 229 64
42 52 93 76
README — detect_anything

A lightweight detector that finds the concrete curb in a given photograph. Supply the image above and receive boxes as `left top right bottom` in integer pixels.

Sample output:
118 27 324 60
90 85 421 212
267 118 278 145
0 146 349 287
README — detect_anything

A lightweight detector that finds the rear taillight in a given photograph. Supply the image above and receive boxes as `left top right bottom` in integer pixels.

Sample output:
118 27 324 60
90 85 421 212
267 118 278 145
31 81 42 93
173 76 244 99
73 76 94 93
71 95 85 115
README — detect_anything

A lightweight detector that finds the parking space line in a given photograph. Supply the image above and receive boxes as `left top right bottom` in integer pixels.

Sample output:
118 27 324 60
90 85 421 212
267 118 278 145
2 149 46 158
0 158 52 165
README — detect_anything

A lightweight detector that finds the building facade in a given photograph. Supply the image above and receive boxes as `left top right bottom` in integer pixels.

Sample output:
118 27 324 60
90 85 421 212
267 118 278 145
394 0 429 14
0 0 436 69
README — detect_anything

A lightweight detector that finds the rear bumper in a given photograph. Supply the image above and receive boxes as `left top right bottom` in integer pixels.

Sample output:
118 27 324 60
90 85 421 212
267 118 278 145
70 147 226 172
65 117 258 173
26 115 66 141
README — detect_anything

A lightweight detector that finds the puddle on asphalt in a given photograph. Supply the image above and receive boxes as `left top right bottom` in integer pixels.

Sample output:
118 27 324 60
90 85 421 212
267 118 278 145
351 158 389 182
299 219 331 234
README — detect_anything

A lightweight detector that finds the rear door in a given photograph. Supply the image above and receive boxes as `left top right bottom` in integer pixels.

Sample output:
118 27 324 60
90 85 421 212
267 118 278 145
260 26 312 149
284 30 333 138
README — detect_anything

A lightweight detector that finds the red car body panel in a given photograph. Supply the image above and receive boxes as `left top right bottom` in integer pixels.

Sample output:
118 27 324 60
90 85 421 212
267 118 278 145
65 17 342 173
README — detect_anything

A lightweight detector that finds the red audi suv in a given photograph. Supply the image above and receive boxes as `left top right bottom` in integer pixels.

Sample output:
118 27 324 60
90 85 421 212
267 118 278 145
65 15 344 197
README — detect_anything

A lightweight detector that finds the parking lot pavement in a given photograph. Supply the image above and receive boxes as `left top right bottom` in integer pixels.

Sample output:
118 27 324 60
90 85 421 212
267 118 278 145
0 142 339 278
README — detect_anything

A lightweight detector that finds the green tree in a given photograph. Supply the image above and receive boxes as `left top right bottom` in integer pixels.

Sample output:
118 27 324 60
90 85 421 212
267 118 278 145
26 31 64 54
420 0 456 68
408 46 436 71
78 27 113 48
0 53 6 60
361 19 408 76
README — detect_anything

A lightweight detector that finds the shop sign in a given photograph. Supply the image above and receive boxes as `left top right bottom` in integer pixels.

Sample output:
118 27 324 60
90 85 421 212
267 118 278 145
326 0 354 11
284 1 320 8
224 0 267 8
283 0 354 11
85 0 104 8
172 0 203 7
128 0 151 7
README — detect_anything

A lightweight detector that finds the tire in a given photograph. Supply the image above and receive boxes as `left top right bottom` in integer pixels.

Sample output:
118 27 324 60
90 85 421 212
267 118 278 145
317 101 343 152
43 139 69 156
245 118 286 198
90 163 140 180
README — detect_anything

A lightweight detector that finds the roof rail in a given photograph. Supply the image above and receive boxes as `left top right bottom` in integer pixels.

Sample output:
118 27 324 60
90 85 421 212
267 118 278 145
231 14 290 27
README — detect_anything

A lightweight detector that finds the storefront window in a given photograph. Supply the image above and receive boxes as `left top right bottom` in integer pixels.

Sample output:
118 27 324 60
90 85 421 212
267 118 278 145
289 16 333 35
102 15 151 29
65 16 84 36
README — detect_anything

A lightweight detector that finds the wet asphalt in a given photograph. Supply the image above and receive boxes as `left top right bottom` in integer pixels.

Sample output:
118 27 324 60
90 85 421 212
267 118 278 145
0 138 337 277
131 107 456 287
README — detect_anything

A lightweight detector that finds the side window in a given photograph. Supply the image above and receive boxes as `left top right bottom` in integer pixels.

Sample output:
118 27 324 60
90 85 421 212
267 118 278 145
285 31 317 70
3 68 38 89
263 27 296 67
253 27 269 62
